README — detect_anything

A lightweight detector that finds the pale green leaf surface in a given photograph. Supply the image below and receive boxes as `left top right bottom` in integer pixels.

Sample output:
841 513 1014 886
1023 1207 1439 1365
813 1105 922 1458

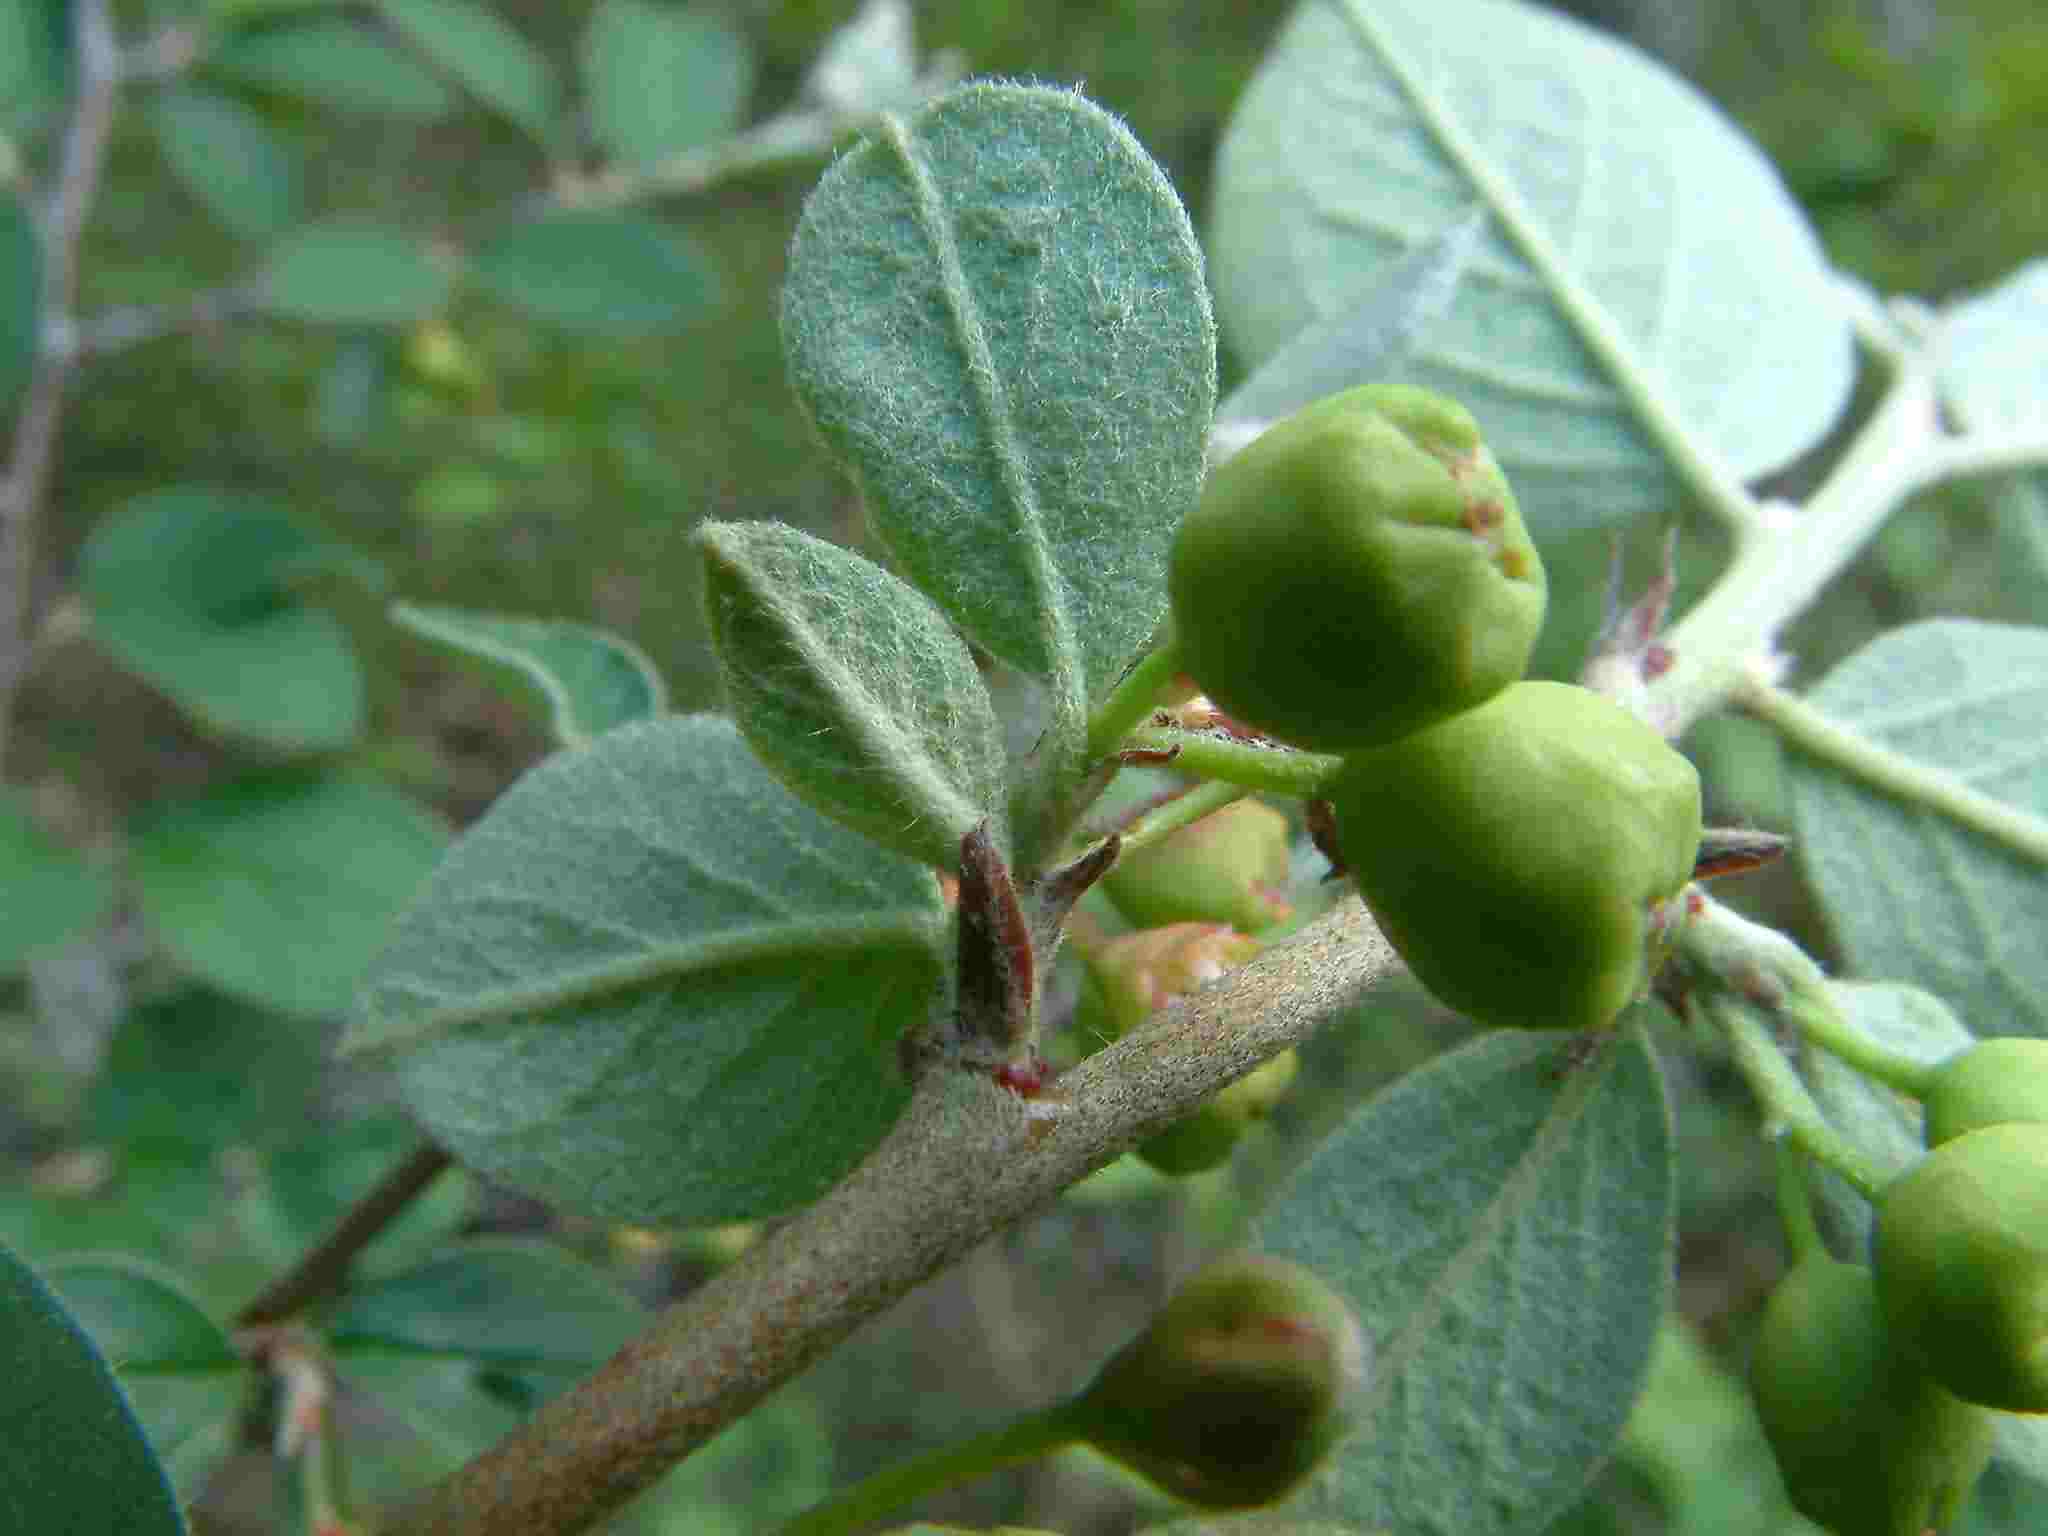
1989 1419 2048 1496
804 0 916 115
44 1255 240 1507
1986 478 2048 612
467 211 714 337
392 601 665 747
379 0 554 141
259 221 451 325
130 773 448 1017
81 486 366 749
0 790 112 973
1785 620 2048 1036
1209 0 1853 538
326 1239 643 1365
697 521 1006 872
0 1242 189 1534
147 86 299 239
1215 210 1482 445
0 194 35 407
782 82 1215 696
1939 260 2048 431
1962 1463 2048 1534
1259 1027 1673 1535
583 0 751 166
207 16 455 117
345 714 945 1225
1799 981 1969 1249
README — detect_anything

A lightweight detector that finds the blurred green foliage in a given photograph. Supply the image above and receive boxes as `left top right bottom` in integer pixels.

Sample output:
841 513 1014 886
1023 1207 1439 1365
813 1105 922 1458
3 2 2046 1532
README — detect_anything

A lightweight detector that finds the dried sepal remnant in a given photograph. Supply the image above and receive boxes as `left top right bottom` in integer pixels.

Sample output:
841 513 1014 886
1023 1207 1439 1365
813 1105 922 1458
954 820 1036 1067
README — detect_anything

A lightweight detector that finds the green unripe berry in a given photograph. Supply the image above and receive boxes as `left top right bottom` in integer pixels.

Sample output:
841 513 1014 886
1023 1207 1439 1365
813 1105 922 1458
1750 1256 1992 1536
1327 681 1701 1032
1922 1038 2048 1147
1170 384 1546 752
1070 1254 1364 1509
1076 923 1263 1045
1875 1122 2048 1412
1102 798 1295 934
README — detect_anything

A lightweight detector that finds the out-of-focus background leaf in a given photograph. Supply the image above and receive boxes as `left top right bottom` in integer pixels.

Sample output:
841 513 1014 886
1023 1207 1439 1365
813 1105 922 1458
4 2 2047 1533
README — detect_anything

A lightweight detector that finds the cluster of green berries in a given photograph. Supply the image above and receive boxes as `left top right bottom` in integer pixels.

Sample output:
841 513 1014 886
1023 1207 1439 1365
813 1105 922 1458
1754 1039 2048 1534
1168 384 1702 1035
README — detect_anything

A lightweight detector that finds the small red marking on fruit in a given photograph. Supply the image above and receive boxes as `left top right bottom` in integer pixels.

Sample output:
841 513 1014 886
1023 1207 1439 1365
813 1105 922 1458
1255 1315 1316 1343
1463 497 1504 532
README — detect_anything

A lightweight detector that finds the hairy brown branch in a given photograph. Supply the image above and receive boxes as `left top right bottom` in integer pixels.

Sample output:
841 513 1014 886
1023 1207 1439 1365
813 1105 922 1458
0 0 120 771
384 897 1398 1536
235 1139 455 1330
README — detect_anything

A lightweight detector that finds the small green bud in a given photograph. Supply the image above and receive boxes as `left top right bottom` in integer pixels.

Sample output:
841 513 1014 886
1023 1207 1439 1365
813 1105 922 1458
1750 1256 1992 1536
1102 798 1295 934
1328 681 1702 1032
1922 1038 2048 1147
1170 384 1545 752
1875 1122 2048 1412
1071 1254 1364 1509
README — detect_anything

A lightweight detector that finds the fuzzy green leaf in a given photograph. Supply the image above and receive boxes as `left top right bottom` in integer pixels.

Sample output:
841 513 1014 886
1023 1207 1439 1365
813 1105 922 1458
1210 0 1853 539
344 714 945 1226
41 1254 240 1509
782 82 1215 698
392 601 665 747
259 221 452 325
1258 1027 1673 1534
1785 620 2048 1037
81 486 368 750
1940 259 2048 432
467 211 714 338
130 772 448 1017
148 86 299 239
697 521 1006 872
0 1243 191 1534
379 0 554 141
208 16 456 118
582 0 751 167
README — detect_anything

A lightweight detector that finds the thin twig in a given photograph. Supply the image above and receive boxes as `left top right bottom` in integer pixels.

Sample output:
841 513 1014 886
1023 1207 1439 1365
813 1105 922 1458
236 1139 455 1328
382 898 1398 1536
0 0 120 772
